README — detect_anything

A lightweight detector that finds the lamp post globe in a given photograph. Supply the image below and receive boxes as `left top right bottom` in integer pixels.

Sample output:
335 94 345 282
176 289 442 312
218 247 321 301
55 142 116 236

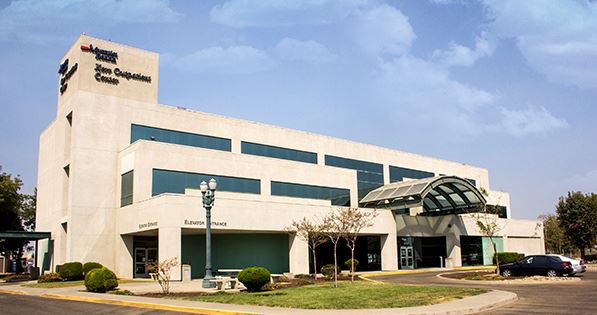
201 178 217 288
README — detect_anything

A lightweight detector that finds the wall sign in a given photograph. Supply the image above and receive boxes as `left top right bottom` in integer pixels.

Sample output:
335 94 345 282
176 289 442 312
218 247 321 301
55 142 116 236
138 221 158 230
81 44 118 64
58 58 78 95
184 219 228 227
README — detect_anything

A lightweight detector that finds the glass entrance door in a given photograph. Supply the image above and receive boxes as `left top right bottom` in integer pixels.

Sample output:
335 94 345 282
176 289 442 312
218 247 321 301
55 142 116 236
400 246 414 269
134 247 157 278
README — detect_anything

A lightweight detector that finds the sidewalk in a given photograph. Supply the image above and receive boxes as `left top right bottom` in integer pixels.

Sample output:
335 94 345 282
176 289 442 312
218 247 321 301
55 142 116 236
0 269 515 315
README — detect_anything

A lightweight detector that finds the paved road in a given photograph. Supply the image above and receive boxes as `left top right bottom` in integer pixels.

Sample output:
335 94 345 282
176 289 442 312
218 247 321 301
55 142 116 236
0 293 192 315
376 270 596 314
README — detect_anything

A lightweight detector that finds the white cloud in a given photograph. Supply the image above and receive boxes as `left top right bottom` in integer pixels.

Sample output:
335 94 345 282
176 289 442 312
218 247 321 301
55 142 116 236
0 0 181 43
174 46 275 74
274 38 336 65
432 33 495 67
497 105 568 136
483 0 597 89
210 0 368 28
353 4 415 55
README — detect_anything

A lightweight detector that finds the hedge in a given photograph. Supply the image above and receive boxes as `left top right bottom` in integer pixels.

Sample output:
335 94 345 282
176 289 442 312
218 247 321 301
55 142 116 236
238 267 271 292
494 252 525 265
83 262 103 275
85 267 118 293
320 264 340 278
38 272 63 283
58 262 83 281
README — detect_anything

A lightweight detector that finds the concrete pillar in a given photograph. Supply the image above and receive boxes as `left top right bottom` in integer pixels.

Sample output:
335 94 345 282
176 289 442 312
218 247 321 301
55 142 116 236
380 232 398 271
288 234 309 275
446 233 462 267
115 235 134 279
159 227 182 281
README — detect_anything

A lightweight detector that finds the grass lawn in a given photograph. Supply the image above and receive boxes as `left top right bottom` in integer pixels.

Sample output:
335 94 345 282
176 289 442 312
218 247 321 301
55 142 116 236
174 281 488 309
22 279 140 288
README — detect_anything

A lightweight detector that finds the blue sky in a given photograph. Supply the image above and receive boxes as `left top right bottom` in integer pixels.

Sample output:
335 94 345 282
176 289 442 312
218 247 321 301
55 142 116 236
0 0 595 219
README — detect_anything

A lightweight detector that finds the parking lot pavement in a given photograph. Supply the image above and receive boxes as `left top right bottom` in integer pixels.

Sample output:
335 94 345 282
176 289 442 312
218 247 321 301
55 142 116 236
0 293 193 315
374 270 597 315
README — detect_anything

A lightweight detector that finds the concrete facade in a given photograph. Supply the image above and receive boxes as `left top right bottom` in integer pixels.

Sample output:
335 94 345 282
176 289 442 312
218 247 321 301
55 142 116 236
36 35 544 280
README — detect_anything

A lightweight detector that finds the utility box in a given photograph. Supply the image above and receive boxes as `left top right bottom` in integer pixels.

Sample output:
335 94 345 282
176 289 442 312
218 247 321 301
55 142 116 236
182 264 191 282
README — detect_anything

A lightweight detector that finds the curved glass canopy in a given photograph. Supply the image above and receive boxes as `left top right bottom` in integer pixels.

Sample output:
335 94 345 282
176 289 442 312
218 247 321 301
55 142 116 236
359 176 486 216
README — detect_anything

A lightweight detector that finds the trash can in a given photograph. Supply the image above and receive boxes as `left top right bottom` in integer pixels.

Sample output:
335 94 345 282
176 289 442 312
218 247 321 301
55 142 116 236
28 266 40 280
182 264 191 282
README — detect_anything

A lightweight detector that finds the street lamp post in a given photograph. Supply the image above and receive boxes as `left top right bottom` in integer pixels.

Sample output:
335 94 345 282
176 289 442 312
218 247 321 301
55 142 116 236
200 178 217 288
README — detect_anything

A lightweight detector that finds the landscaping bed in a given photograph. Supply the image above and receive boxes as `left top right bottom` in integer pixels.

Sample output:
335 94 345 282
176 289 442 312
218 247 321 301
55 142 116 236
167 281 487 309
441 271 581 282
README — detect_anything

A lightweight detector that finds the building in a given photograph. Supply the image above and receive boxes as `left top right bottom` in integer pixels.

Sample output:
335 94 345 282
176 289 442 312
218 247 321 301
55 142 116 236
35 35 544 280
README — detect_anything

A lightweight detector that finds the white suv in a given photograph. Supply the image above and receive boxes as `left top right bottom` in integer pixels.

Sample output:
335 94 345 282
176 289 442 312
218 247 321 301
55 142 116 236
547 254 586 275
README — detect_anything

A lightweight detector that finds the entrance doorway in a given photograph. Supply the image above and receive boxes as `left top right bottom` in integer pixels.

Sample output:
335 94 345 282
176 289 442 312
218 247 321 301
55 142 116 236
400 246 414 269
134 248 157 278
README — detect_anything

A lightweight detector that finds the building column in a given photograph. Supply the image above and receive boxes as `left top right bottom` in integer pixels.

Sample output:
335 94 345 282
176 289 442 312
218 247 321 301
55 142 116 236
380 232 398 271
159 227 182 281
446 233 462 267
288 234 309 275
115 235 134 279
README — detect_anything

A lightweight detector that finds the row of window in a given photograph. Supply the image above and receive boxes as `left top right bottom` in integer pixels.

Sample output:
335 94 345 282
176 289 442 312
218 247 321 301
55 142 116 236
152 169 260 196
324 155 385 200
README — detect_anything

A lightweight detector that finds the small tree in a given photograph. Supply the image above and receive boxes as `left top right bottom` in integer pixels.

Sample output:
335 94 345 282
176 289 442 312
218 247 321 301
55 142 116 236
146 257 179 295
286 217 328 279
322 209 346 288
473 188 504 275
336 207 378 282
539 213 576 255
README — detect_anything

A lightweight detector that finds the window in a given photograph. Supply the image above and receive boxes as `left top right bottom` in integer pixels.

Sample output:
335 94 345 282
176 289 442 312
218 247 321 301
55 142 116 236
152 169 260 196
131 124 231 151
466 178 477 186
389 166 434 182
487 205 508 218
271 181 350 206
241 141 317 164
121 170 134 207
324 155 384 200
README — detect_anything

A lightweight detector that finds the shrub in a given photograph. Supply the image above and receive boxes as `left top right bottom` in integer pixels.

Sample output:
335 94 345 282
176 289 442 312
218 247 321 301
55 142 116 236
83 262 103 275
296 279 314 286
494 252 525 264
59 262 83 281
344 258 359 271
85 267 118 293
260 282 279 291
320 264 340 278
107 289 134 295
38 272 63 283
4 274 31 282
55 264 62 273
238 267 271 292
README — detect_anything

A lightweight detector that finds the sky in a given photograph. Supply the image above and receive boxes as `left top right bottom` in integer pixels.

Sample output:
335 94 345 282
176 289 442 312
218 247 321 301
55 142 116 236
0 0 596 220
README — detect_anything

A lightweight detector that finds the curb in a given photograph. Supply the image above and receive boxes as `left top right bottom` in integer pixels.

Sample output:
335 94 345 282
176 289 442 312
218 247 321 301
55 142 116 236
359 266 495 279
40 293 258 315
0 288 29 295
436 271 582 285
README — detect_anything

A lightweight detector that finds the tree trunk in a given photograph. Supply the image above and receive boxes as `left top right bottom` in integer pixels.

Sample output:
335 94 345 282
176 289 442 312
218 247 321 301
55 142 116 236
581 247 586 260
493 240 500 275
312 247 317 279
333 242 338 288
351 245 355 282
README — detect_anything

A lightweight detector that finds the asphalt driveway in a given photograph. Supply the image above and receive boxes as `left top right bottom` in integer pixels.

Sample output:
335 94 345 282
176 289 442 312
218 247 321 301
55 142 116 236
375 270 596 314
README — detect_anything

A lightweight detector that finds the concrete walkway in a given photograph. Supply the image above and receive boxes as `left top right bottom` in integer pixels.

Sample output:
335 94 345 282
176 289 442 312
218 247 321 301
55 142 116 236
0 270 517 315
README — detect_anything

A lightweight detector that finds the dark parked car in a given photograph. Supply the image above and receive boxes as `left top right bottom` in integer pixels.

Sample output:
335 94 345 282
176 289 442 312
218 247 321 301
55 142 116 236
499 255 574 277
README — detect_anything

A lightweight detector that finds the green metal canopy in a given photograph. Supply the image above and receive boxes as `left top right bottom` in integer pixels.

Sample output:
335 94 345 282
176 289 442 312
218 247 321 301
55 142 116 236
0 231 51 240
359 176 486 215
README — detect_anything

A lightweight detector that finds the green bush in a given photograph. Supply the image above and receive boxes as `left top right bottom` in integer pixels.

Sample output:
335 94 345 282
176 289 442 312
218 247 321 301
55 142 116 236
238 267 271 292
83 262 103 275
38 272 63 283
55 264 62 273
344 258 359 271
494 252 525 264
320 264 340 278
84 267 118 293
59 262 83 281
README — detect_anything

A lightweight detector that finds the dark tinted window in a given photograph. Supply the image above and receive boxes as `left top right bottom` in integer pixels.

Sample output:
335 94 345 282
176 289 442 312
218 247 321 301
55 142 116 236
389 166 434 182
131 124 231 151
532 256 548 265
152 169 260 196
325 155 384 200
120 170 134 207
241 141 317 164
271 181 350 206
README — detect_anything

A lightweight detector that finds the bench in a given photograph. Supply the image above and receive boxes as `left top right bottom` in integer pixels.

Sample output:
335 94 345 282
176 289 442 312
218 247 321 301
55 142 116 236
209 277 239 291
217 269 242 278
149 273 158 281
